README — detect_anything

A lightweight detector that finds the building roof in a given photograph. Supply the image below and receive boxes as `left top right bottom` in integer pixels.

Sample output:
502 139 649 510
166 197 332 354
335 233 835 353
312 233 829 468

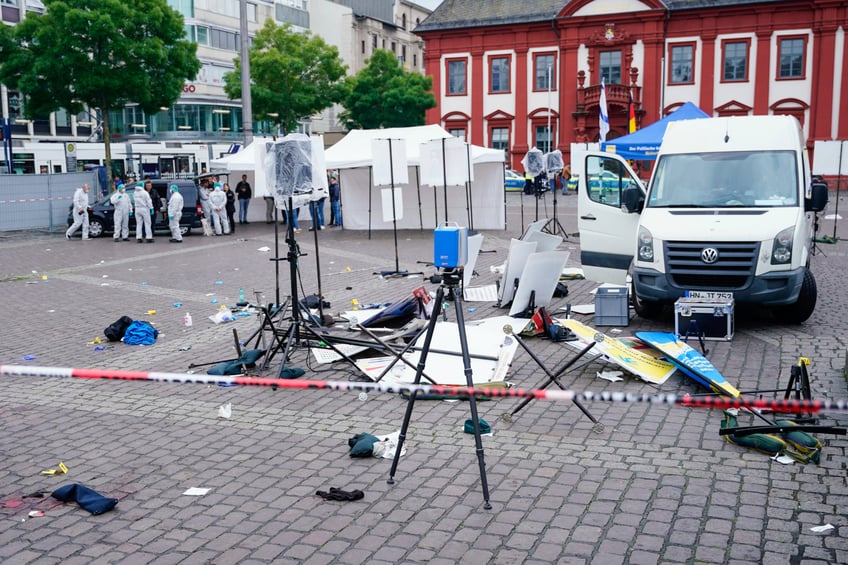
415 0 565 32
415 0 796 32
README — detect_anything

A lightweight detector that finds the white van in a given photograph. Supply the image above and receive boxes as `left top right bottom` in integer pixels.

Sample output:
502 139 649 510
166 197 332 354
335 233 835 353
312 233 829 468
578 115 828 323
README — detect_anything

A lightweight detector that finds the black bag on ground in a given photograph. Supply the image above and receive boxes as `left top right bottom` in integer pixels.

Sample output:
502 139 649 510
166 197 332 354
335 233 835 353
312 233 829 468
104 316 134 342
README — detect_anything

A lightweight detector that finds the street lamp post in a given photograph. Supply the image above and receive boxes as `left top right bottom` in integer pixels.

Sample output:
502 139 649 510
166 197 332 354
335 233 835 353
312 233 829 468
239 0 253 145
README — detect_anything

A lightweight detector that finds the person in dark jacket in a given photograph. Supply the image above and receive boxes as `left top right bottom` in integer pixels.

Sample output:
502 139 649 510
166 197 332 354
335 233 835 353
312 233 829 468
235 174 252 224
224 183 236 234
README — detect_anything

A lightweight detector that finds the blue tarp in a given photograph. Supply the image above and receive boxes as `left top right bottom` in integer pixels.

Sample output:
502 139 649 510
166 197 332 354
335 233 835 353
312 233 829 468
601 102 710 160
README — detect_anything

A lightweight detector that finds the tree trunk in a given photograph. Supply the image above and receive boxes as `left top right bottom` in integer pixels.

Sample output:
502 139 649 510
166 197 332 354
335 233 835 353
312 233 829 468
101 102 114 193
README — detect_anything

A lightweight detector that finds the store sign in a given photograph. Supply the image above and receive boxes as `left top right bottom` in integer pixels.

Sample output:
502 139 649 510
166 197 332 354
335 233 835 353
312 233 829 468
65 142 77 172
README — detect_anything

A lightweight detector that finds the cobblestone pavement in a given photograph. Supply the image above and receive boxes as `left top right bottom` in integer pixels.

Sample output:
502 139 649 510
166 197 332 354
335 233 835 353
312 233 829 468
1 193 846 564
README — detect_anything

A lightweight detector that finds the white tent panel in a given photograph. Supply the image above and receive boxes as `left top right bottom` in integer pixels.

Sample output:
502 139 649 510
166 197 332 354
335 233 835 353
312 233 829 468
328 125 506 231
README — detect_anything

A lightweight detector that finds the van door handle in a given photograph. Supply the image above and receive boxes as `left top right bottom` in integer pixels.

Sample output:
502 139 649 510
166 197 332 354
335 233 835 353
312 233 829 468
580 214 596 220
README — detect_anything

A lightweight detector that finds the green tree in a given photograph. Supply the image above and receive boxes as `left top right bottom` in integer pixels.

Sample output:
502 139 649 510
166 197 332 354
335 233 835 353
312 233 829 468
341 49 436 129
224 20 348 134
0 0 200 182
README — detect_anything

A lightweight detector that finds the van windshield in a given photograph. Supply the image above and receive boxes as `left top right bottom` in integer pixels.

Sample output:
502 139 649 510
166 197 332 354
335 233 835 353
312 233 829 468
647 150 798 208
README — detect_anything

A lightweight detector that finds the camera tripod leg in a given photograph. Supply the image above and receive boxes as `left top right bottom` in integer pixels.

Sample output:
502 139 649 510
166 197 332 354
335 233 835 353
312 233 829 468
387 278 492 509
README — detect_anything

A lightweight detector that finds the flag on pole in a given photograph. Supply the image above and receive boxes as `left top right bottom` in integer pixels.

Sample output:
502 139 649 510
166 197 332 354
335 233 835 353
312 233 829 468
628 89 636 133
599 78 610 142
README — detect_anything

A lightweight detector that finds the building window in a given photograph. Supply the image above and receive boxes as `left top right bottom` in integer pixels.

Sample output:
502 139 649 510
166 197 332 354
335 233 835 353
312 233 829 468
447 59 467 96
534 53 556 91
402 45 407 62
167 0 193 18
722 40 749 82
669 43 694 84
413 53 417 68
491 127 509 152
391 42 396 54
402 13 406 29
778 36 805 79
361 40 365 54
490 56 510 93
371 34 377 50
599 51 621 85
535 125 552 154
1 0 19 5
209 28 239 51
449 128 466 140
54 107 71 129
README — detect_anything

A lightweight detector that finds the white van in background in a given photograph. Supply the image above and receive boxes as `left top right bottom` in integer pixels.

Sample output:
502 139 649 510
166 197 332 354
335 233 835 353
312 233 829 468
578 115 829 323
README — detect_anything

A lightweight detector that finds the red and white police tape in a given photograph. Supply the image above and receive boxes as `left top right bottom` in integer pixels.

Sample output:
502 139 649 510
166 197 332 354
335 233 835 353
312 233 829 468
2 364 847 414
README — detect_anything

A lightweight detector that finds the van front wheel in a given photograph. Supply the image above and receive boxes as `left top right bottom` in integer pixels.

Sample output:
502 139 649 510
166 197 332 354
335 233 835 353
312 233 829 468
777 268 817 324
631 280 664 320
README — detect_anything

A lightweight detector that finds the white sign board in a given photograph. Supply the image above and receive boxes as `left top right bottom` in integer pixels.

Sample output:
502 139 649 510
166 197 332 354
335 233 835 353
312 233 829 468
812 140 848 175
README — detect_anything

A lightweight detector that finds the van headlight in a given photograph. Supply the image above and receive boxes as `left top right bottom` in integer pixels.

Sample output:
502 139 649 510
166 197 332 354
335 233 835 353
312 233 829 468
638 226 654 262
771 226 793 264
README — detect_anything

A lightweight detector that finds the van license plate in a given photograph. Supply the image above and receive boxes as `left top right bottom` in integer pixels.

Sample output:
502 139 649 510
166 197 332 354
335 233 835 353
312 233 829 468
685 290 734 300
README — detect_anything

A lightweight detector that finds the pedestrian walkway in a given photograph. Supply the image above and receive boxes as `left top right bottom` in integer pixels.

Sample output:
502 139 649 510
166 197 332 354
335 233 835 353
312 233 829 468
0 199 846 563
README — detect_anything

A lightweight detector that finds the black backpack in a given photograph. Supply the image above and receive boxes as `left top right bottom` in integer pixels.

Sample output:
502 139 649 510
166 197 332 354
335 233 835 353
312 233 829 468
104 316 134 342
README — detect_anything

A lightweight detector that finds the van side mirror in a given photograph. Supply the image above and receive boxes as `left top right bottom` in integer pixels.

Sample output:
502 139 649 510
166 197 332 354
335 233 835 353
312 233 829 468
621 187 644 213
805 182 828 212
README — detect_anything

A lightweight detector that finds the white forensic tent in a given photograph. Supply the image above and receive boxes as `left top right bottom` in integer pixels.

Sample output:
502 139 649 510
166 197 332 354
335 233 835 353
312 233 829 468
324 125 506 231
210 136 328 221
210 138 272 198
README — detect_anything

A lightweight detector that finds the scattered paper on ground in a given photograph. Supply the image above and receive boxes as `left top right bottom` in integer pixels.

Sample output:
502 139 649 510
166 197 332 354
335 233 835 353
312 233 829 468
463 284 498 302
597 370 624 382
311 343 370 364
183 487 211 496
810 524 834 533
568 304 595 315
354 316 520 386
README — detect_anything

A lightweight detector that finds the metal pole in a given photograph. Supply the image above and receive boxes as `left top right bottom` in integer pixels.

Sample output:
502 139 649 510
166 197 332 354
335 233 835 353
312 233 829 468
239 0 253 145
833 141 843 241
547 65 552 153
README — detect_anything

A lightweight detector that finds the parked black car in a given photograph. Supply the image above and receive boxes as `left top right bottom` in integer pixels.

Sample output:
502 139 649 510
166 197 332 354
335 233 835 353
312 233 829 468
67 179 202 238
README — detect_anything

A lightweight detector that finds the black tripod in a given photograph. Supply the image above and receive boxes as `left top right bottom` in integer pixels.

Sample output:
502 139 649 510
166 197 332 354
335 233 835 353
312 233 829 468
387 268 493 509
542 172 568 239
382 138 409 277
258 196 316 376
532 176 549 223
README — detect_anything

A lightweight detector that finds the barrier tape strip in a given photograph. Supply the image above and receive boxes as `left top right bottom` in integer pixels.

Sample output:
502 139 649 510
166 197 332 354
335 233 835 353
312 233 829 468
3 364 847 414
0 196 73 205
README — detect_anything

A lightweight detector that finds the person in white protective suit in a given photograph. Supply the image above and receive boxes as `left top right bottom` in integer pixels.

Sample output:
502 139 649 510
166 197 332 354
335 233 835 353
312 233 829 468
167 184 184 243
199 178 212 221
209 183 230 235
133 182 155 243
66 183 92 240
110 184 132 241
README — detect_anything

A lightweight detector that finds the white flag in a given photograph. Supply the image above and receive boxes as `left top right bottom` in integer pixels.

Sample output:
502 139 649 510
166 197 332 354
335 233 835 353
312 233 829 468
599 78 610 142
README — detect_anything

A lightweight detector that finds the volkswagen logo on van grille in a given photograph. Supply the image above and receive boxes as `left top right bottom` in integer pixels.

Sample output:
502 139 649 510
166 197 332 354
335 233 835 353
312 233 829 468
701 247 719 264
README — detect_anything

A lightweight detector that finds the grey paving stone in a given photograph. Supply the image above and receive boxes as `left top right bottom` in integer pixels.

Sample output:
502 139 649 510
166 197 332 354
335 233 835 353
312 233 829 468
1 211 846 564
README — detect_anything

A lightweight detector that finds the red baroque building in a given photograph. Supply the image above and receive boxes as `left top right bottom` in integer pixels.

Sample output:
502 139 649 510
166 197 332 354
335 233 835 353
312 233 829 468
415 0 848 170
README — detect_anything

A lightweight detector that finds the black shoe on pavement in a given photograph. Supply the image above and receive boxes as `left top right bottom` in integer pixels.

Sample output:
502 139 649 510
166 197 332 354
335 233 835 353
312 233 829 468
66 233 72 240
114 238 120 242
123 238 129 241
137 239 143 244
146 239 154 243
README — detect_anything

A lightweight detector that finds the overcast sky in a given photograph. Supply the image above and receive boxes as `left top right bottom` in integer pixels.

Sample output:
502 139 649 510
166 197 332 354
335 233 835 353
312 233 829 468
412 0 443 10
